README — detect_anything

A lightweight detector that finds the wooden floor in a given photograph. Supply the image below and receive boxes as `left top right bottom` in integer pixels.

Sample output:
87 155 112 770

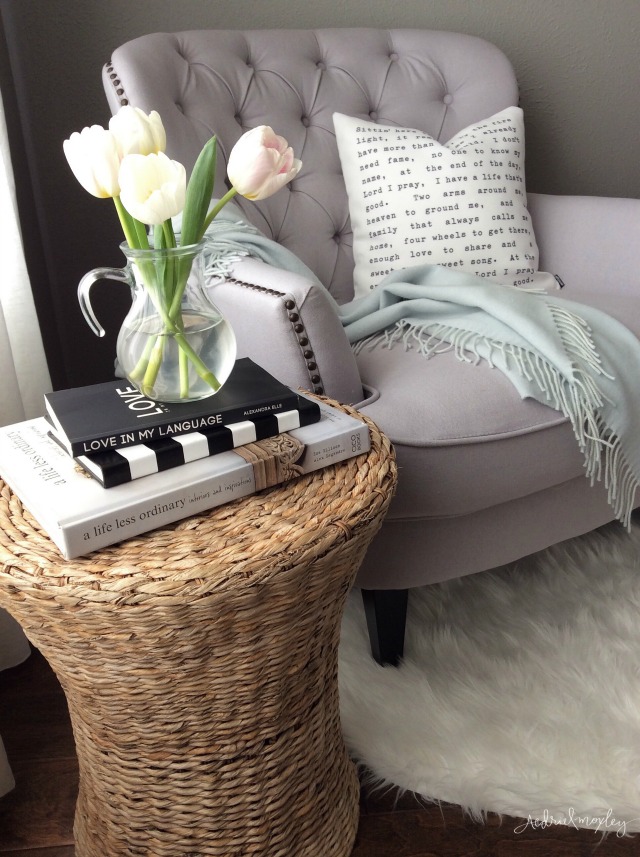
0 650 637 856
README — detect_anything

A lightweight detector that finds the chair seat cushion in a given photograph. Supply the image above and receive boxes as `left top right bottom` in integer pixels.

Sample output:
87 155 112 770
356 288 640 519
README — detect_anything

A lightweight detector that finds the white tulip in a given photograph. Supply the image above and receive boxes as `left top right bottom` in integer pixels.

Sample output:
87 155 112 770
109 106 166 157
118 152 186 225
63 125 121 198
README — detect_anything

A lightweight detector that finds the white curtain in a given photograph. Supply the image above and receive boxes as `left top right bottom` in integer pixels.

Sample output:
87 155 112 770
0 611 31 798
0 85 51 796
0 88 52 422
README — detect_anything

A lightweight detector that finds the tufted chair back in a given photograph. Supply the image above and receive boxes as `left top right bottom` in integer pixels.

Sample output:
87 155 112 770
103 28 518 305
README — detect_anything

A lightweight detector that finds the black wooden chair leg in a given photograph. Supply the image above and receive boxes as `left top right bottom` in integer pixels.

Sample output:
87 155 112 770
361 588 409 666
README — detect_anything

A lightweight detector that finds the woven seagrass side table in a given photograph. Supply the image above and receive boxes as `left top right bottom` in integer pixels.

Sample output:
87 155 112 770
0 405 395 857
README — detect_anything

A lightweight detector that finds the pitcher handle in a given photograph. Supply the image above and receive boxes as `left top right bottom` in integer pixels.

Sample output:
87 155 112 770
78 267 130 338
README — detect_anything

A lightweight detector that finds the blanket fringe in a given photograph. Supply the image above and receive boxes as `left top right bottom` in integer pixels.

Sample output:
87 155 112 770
201 218 253 279
356 303 637 527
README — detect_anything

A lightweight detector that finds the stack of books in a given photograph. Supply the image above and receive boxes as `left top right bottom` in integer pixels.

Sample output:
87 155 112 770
0 359 370 560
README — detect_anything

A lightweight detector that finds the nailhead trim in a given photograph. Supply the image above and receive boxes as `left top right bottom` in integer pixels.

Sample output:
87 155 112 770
105 61 129 106
224 277 325 395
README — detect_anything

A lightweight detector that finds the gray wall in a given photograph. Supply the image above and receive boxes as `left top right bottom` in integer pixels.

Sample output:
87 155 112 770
2 0 639 387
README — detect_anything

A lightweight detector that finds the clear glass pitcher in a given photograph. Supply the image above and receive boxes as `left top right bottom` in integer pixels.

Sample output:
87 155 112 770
78 241 236 403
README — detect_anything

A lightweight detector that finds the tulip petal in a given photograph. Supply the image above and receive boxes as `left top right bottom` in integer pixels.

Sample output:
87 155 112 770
63 125 121 198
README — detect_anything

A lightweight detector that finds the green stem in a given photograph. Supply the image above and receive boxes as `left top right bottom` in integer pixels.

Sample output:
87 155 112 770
134 219 150 250
142 337 166 397
174 329 221 391
168 259 191 321
128 334 158 382
162 220 177 248
179 348 190 398
139 327 220 397
200 187 239 238
113 196 140 249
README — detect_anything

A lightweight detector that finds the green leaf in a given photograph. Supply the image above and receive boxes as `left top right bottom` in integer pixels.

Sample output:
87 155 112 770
180 135 217 246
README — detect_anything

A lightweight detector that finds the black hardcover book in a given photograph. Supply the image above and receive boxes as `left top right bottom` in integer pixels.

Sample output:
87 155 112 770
74 395 322 488
44 358 301 457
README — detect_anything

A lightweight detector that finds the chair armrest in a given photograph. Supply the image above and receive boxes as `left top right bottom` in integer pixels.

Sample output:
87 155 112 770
528 193 640 295
207 257 364 404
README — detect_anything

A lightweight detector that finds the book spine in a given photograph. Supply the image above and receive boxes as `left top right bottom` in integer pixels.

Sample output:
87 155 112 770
66 392 301 457
77 400 321 488
57 414 370 559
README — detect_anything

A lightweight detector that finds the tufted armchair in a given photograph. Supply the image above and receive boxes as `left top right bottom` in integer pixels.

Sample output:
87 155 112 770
103 28 640 665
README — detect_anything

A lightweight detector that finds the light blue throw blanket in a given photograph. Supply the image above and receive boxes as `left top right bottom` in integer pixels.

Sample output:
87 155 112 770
195 205 640 527
175 202 323 285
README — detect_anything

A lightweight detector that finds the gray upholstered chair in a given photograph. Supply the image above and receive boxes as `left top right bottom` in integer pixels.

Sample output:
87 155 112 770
103 28 640 664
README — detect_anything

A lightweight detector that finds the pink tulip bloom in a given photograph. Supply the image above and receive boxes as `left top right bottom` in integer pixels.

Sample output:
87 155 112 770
227 126 302 200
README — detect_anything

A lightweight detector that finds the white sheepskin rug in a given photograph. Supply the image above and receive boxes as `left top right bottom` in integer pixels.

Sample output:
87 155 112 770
338 517 640 832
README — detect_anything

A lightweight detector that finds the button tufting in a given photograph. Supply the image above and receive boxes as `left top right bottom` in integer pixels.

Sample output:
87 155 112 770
389 52 399 61
369 110 378 120
443 94 454 105
301 116 310 127
317 61 326 70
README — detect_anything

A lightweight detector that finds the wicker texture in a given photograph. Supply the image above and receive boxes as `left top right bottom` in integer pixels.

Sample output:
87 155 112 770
0 406 396 857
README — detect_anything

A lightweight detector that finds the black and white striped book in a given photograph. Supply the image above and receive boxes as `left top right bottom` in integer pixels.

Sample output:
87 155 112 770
44 358 300 457
71 395 321 488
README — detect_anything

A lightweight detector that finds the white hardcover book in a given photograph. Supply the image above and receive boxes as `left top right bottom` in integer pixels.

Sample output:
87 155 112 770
0 399 370 560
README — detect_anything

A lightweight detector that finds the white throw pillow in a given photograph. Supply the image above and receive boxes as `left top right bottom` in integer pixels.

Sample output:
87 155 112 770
333 107 540 298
